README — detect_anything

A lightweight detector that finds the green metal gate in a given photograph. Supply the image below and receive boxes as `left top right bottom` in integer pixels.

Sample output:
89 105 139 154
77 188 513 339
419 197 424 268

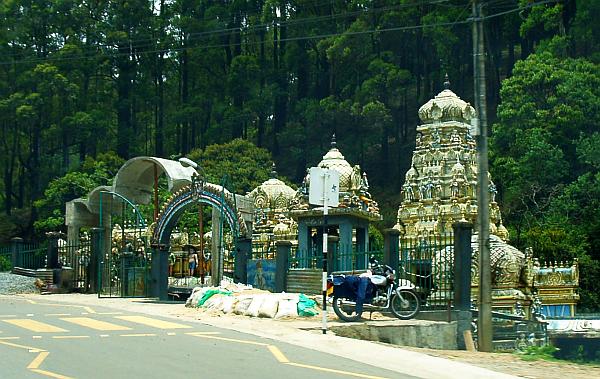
98 191 149 298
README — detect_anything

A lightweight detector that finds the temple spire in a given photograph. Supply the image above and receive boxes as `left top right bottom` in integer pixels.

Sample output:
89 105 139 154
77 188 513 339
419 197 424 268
331 133 337 149
270 162 277 178
443 73 450 90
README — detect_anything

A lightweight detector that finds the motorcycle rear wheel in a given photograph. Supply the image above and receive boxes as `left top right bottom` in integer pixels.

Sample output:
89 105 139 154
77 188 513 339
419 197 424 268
332 295 362 322
390 289 420 320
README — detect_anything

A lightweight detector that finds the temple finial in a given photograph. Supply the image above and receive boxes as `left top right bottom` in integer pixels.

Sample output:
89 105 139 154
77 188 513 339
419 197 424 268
443 73 450 90
270 162 277 178
331 133 337 148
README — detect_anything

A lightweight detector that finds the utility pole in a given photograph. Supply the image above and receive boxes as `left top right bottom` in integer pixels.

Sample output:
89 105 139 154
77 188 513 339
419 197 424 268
472 0 492 352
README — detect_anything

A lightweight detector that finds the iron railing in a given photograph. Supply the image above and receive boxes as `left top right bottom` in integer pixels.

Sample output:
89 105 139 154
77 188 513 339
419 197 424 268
19 242 48 270
399 234 454 310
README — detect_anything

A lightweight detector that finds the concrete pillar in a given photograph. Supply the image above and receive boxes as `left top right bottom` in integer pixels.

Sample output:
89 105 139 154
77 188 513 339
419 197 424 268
453 221 473 310
67 223 80 247
234 238 251 284
211 207 222 285
275 241 291 292
453 221 473 350
384 228 400 273
89 228 103 293
46 232 62 269
10 237 23 270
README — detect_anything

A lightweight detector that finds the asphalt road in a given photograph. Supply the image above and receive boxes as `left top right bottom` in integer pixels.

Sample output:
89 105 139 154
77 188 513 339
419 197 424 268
0 297 417 379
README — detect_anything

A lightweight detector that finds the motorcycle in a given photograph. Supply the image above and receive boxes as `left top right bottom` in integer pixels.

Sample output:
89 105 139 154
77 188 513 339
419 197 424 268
327 257 420 322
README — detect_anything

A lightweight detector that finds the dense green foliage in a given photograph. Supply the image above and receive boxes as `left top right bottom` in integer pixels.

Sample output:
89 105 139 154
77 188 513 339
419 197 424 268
0 1 599 310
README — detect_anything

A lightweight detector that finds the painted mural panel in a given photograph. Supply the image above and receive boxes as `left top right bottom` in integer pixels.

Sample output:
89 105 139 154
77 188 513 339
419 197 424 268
247 259 276 291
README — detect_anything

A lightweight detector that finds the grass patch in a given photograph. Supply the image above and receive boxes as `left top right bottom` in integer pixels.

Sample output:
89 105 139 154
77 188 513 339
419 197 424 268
515 345 559 362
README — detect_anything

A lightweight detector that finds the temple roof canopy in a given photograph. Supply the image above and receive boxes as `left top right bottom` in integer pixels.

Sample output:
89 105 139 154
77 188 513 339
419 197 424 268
418 88 476 124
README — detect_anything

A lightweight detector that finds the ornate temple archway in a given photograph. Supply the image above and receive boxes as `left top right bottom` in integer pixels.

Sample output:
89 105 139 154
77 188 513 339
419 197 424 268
151 176 249 247
149 175 252 300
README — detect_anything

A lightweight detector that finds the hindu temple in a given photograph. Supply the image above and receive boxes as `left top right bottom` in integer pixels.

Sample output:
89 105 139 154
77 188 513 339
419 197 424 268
394 78 579 318
289 135 381 272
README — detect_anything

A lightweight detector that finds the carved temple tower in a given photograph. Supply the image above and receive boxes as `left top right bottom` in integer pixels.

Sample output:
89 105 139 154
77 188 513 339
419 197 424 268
395 78 579 317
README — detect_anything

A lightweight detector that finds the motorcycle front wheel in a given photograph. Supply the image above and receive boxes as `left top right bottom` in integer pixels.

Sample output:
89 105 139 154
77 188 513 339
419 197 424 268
390 289 420 320
332 295 362 322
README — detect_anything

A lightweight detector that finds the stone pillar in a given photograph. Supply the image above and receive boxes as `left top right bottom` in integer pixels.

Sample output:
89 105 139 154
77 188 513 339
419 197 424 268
234 238 251 285
384 228 400 273
10 237 23 270
211 207 222 285
453 221 473 350
46 232 62 269
275 241 291 292
89 228 103 293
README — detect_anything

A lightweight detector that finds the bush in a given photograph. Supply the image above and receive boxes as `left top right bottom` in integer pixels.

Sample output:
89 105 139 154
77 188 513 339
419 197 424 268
0 255 12 272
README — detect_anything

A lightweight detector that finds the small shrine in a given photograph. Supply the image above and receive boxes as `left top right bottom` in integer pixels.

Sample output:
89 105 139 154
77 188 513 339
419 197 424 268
394 77 579 317
290 136 381 272
247 164 298 251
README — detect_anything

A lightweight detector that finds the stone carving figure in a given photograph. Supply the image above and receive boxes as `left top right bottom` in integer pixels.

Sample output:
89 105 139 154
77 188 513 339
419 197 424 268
489 181 498 203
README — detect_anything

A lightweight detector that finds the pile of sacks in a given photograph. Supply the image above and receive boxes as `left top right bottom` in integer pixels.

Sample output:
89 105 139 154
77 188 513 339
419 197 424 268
185 281 319 319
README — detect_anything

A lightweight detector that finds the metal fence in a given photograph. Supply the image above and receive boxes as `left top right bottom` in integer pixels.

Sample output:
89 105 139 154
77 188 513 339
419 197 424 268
288 244 383 273
18 242 48 270
399 234 455 310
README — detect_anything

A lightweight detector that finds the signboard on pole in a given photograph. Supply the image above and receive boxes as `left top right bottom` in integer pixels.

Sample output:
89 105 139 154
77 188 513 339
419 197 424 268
307 166 339 335
308 167 339 207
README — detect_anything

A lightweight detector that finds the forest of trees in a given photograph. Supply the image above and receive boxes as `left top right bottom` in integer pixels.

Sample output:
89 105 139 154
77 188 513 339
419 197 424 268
0 1 599 308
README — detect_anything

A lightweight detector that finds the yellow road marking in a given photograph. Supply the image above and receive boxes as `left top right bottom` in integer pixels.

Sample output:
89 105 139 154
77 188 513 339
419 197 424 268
0 336 20 340
3 319 67 333
27 351 49 369
285 362 389 379
188 332 389 378
267 345 289 363
115 315 192 329
52 336 90 339
30 368 73 379
120 333 157 337
61 317 131 331
188 334 268 346
0 339 43 352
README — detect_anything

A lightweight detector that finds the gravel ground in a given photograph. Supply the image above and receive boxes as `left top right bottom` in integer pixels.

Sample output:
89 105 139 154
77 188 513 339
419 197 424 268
0 272 39 295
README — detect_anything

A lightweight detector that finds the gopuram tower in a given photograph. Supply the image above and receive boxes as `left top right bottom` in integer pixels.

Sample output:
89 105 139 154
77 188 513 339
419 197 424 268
395 77 505 237
395 78 535 315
